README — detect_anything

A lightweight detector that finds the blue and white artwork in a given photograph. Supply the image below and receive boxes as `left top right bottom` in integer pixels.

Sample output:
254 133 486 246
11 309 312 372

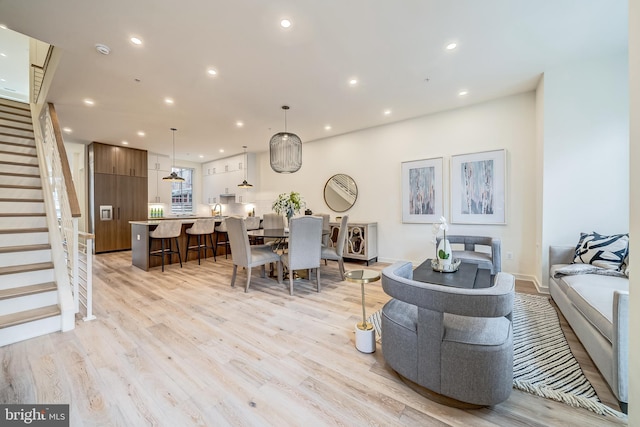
451 149 505 224
409 166 436 215
402 157 443 223
461 160 494 215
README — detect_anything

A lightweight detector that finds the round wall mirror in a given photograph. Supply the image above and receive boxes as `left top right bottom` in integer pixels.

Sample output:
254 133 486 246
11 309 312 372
324 174 358 212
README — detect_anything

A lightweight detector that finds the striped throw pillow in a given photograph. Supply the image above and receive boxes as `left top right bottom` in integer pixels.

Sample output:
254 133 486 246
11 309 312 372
573 232 629 271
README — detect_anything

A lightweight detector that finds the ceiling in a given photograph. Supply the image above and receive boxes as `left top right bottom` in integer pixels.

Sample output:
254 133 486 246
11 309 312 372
0 1 627 163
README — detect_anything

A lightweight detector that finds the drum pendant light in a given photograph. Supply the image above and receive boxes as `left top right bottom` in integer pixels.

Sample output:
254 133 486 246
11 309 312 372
162 127 185 182
269 105 302 173
237 145 253 188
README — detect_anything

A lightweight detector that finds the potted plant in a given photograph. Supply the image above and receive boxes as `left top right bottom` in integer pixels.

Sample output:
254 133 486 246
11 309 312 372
272 191 306 228
432 216 452 268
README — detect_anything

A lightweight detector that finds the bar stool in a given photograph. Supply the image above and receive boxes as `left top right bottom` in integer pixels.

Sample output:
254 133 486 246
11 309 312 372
185 219 216 264
149 221 183 272
214 219 230 259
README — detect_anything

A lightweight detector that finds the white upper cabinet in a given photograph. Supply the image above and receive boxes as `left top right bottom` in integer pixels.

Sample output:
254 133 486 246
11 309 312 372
201 153 255 204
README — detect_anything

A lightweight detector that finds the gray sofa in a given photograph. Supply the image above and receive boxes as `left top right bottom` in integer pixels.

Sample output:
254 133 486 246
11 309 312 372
549 245 629 412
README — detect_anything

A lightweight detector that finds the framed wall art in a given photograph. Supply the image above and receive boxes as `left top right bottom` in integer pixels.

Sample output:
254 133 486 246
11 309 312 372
451 149 506 224
401 157 443 223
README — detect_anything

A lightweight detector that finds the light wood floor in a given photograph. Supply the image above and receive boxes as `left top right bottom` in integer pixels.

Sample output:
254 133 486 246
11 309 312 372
0 251 628 426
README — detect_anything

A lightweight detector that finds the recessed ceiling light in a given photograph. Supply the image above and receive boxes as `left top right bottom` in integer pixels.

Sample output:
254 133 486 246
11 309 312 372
122 141 129 145
83 99 95 106
458 90 468 96
446 42 458 50
349 78 358 86
324 125 332 131
199 155 204 159
62 127 72 133
164 97 174 105
219 149 224 153
0 53 6 57
0 78 5 82
384 109 392 116
137 131 145 137
130 37 142 45
0 25 7 30
280 19 292 28
207 68 217 76
236 121 244 127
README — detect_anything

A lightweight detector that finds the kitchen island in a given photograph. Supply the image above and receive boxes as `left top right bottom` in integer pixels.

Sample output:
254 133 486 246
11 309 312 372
130 217 224 271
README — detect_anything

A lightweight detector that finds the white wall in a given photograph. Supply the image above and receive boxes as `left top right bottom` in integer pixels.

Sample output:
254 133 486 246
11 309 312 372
540 53 629 286
254 92 538 279
627 0 639 422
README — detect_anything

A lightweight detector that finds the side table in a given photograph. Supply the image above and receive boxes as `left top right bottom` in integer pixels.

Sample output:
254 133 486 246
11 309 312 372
345 269 381 353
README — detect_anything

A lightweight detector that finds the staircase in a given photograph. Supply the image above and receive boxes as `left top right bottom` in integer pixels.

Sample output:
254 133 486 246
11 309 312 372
0 98 62 346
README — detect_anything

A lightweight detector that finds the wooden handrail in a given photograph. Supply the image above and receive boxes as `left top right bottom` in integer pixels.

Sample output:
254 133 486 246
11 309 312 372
48 103 81 218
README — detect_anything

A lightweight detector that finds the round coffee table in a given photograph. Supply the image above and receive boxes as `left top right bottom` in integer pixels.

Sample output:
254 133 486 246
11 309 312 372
345 269 381 353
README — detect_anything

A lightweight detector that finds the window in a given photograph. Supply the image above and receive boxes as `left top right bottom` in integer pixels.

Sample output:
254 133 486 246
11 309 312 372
171 167 193 214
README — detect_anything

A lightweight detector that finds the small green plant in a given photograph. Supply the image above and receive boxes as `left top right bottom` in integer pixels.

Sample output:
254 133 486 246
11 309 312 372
438 249 450 259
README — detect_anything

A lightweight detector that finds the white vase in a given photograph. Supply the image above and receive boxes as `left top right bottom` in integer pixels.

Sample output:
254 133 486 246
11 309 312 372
437 238 452 267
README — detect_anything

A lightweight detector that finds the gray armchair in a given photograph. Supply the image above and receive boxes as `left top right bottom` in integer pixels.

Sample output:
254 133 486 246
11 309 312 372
436 235 501 274
381 261 514 407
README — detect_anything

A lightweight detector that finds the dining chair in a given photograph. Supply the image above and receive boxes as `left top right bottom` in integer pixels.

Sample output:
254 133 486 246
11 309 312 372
280 216 323 295
245 216 262 245
316 213 330 247
226 217 282 292
263 212 285 248
321 215 349 280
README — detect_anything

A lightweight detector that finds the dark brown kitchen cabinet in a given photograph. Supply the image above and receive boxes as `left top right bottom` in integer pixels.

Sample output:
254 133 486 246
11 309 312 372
89 142 148 253
91 142 147 177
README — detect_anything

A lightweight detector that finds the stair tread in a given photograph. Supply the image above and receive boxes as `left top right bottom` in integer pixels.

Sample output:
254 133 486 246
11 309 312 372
0 305 60 329
0 227 48 234
0 261 53 276
0 171 41 178
0 198 44 203
0 213 46 217
0 116 32 126
0 131 34 139
0 140 36 148
0 124 34 134
0 244 51 254
0 101 30 112
0 161 38 168
0 150 37 158
0 184 42 190
0 140 36 149
0 282 56 301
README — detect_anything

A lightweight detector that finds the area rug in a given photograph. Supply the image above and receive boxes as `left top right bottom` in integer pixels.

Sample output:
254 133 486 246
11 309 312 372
368 293 623 417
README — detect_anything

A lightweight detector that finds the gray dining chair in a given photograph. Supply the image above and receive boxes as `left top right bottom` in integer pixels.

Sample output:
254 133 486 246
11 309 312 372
262 213 285 247
281 216 323 295
226 217 282 292
316 213 331 246
321 215 348 280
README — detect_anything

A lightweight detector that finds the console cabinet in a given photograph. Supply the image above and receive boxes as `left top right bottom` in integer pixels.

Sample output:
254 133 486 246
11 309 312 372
328 221 378 265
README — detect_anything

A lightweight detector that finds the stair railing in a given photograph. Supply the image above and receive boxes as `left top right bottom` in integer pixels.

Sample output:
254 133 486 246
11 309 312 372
34 102 95 322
